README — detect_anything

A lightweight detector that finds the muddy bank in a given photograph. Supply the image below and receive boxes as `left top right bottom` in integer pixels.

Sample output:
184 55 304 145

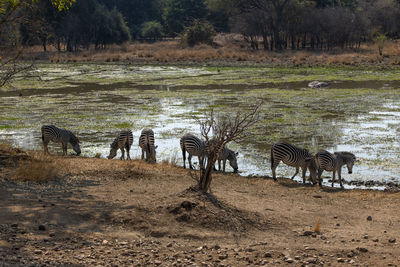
1 150 400 266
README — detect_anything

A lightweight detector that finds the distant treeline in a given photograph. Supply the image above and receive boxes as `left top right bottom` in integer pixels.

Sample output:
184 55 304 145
8 0 400 51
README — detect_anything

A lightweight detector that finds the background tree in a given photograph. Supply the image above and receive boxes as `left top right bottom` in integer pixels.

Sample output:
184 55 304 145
140 21 164 41
181 19 216 47
163 0 208 36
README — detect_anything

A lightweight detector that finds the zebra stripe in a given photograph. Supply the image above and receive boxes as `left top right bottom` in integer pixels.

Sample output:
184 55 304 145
41 125 81 156
217 147 239 173
180 134 206 169
107 130 133 160
139 129 157 162
315 150 356 188
270 142 317 184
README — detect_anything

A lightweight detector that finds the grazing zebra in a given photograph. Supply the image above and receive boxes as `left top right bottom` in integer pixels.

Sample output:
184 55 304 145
217 147 239 173
271 142 317 184
315 150 356 188
139 129 157 162
107 130 133 160
41 125 81 156
180 134 206 169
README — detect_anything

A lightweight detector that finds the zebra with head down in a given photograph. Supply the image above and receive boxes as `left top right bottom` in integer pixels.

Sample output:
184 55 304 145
217 147 239 173
41 125 81 156
107 130 133 160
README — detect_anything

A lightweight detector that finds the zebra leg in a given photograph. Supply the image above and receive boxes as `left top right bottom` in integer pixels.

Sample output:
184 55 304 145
43 139 50 155
62 142 68 156
318 169 323 186
126 144 131 160
120 148 125 160
291 167 299 180
301 167 306 184
222 159 226 173
188 154 193 169
181 147 186 169
141 148 144 160
338 168 344 189
331 171 336 187
271 162 279 181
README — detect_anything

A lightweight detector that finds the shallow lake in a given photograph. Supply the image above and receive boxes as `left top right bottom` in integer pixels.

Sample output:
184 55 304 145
1 64 399 188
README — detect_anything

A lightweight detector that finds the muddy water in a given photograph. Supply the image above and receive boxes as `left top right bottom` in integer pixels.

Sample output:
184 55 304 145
1 64 400 187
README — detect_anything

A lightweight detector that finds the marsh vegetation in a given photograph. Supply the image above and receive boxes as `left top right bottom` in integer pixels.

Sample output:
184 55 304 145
1 63 399 187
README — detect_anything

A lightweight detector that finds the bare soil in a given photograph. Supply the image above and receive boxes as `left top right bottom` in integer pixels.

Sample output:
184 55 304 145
0 150 399 266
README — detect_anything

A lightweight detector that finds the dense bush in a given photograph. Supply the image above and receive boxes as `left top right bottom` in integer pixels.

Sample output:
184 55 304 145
140 21 163 41
181 20 216 47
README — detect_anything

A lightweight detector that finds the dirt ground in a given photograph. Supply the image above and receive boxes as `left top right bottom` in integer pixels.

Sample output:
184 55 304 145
0 150 399 266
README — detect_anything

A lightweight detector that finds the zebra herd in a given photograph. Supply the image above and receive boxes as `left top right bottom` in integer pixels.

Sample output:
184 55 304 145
41 125 356 188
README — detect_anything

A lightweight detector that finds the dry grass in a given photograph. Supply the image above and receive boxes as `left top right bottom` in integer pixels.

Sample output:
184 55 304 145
18 37 400 66
313 220 321 233
12 153 59 182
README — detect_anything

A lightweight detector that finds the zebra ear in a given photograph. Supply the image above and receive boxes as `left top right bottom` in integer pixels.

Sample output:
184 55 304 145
155 145 158 149
235 152 239 156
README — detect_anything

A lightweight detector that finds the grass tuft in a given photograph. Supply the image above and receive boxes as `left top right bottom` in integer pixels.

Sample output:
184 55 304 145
13 154 59 182
313 220 321 233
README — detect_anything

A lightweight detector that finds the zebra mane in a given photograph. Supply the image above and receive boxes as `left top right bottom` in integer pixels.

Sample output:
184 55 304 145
334 151 355 161
68 131 80 144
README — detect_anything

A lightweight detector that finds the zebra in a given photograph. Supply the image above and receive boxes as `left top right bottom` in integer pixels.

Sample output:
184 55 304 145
270 142 317 184
107 130 133 160
217 147 239 173
41 125 81 156
315 150 356 188
180 134 206 170
139 129 157 162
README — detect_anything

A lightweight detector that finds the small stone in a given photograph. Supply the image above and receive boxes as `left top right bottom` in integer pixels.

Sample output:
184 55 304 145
373 238 379 242
336 223 340 227
303 231 313 236
367 216 372 221
34 249 42 255
38 225 46 231
219 255 228 260
389 238 396 243
214 245 221 250
264 252 272 258
285 258 294 263
245 247 254 252
363 235 368 239
11 223 18 228
337 258 345 262
102 240 109 245
166 243 173 247
356 247 368 253
294 255 301 260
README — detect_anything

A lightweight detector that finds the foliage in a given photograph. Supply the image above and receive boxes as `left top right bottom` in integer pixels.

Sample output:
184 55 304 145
140 21 163 41
181 20 216 47
163 0 207 36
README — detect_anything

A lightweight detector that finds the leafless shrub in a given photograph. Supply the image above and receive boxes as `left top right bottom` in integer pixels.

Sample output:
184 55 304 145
194 102 262 192
13 154 59 182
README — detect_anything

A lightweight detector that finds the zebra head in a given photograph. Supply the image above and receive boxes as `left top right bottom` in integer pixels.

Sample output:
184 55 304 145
228 151 239 173
335 152 356 174
305 157 318 184
69 132 81 155
107 145 118 159
150 145 158 162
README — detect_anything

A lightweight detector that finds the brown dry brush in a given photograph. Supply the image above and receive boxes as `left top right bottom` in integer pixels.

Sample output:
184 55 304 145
13 153 59 182
194 102 263 192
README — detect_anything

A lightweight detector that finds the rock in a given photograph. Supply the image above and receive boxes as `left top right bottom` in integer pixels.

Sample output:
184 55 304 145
34 249 42 255
337 258 345 262
367 216 372 221
38 225 46 231
102 240 108 245
11 223 18 228
388 238 396 243
294 255 301 260
285 258 294 263
218 255 228 260
176 214 190 222
245 247 254 252
180 201 197 211
308 81 329 88
356 247 368 253
264 252 272 258
166 243 173 248
214 245 221 250
372 238 379 242
150 231 166 238
303 231 314 236
363 235 369 239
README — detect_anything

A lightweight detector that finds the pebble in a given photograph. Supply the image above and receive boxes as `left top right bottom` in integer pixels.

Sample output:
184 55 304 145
367 216 372 221
38 225 46 231
389 238 396 243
